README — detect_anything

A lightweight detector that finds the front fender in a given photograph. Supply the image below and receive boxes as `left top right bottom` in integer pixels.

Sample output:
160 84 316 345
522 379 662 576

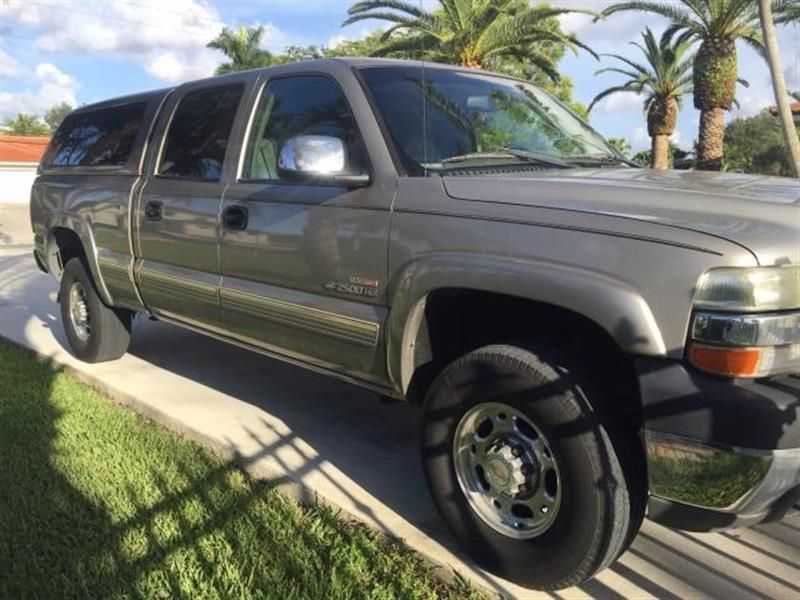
386 254 667 394
45 213 114 305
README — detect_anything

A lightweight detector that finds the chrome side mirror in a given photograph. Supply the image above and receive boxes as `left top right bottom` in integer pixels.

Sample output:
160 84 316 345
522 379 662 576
278 135 369 187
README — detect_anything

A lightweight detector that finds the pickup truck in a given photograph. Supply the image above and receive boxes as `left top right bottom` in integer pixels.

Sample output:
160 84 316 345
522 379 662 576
30 58 800 590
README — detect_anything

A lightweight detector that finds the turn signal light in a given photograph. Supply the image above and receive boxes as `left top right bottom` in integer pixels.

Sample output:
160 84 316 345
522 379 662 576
689 343 800 377
689 345 761 377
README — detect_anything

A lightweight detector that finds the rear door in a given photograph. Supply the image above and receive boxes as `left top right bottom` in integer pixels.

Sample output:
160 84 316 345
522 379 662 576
134 76 253 331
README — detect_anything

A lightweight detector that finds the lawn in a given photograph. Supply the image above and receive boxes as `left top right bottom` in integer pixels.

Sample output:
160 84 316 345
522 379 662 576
0 340 480 599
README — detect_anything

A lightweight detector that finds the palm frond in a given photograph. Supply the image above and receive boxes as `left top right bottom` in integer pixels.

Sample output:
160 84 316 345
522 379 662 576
594 66 645 80
347 0 427 19
588 83 643 113
774 0 800 25
601 2 699 33
740 33 766 59
602 53 650 76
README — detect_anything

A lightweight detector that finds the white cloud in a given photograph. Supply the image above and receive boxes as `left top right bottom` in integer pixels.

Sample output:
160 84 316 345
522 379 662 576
0 0 271 83
731 89 774 119
0 62 79 122
597 92 642 114
558 1 657 47
784 61 799 92
0 49 29 78
256 22 294 53
327 26 379 50
670 129 687 150
631 126 649 152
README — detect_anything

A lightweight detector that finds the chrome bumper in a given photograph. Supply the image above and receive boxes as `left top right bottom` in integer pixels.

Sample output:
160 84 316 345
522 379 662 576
645 430 800 521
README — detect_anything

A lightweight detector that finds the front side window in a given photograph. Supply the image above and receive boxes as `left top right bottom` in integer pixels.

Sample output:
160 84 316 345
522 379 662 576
159 84 243 181
45 102 147 168
241 76 365 181
360 66 621 175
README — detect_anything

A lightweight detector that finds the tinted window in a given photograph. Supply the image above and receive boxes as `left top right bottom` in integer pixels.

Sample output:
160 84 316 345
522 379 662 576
159 84 243 180
242 76 365 180
45 102 146 167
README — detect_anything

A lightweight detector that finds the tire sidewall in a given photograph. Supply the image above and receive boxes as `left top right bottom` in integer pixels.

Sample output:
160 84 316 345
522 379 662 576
60 258 105 361
421 345 626 588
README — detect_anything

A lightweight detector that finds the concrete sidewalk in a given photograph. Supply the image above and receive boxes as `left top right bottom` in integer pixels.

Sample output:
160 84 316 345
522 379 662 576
1 247 798 599
0 204 33 247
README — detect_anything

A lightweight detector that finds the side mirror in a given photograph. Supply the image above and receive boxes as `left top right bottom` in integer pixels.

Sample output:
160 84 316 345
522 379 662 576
278 135 369 187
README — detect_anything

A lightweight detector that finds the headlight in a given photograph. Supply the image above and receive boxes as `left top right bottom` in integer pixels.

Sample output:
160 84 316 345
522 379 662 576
689 266 800 377
693 312 800 346
694 265 800 312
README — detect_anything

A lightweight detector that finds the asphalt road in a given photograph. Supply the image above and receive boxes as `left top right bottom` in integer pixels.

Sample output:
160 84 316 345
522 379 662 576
1 241 798 599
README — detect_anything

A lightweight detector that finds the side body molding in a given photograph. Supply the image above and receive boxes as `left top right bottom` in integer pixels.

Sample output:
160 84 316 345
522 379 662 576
386 254 667 395
45 212 114 305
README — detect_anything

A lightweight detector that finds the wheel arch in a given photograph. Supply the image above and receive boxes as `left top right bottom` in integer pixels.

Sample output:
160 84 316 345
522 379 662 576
45 215 113 305
387 255 666 401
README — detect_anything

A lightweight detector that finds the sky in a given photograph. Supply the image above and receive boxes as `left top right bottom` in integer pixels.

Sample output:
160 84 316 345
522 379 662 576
1 0 798 152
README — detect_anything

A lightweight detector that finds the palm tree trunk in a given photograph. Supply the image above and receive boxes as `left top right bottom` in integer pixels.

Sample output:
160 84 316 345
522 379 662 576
758 0 800 178
651 134 670 170
696 108 725 171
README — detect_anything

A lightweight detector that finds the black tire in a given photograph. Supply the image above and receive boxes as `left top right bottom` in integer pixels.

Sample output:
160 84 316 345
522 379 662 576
420 344 643 590
59 257 132 363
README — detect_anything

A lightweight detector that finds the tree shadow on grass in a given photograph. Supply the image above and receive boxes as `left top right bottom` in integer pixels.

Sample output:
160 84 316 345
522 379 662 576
0 341 466 599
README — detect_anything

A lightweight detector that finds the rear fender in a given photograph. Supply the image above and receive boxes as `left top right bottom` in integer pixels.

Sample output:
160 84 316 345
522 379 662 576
45 213 113 305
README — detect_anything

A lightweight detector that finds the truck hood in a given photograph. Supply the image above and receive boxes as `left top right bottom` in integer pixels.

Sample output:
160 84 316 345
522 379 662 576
443 168 800 265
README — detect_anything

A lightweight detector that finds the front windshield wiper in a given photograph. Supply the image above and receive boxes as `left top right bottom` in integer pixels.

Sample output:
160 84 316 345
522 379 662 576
439 148 571 169
565 154 640 168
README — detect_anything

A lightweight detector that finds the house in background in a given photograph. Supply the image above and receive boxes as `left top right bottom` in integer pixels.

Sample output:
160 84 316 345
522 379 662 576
0 135 49 204
769 101 800 125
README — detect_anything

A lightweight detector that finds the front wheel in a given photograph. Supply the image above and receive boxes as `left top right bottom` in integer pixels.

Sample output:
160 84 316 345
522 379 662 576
59 257 132 363
420 344 643 590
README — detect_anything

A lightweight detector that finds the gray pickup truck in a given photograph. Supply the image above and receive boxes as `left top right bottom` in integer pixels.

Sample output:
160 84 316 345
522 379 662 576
30 58 799 590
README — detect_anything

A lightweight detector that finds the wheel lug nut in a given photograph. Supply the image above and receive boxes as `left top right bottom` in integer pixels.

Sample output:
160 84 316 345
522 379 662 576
511 446 522 457
521 464 534 475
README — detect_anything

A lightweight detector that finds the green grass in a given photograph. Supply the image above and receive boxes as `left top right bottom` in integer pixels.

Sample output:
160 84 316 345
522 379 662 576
0 340 481 600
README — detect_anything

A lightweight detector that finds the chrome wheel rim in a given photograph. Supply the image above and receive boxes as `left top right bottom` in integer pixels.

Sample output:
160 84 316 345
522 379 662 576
453 402 562 539
68 281 91 342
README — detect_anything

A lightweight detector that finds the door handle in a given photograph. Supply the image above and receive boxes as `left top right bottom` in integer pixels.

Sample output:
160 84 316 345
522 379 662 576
222 205 248 230
144 200 163 221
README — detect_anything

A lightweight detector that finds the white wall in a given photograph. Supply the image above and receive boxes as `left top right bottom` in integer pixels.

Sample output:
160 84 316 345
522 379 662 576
0 164 37 204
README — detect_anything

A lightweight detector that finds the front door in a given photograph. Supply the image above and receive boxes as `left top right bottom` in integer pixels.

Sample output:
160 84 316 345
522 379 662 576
135 80 250 332
219 73 391 382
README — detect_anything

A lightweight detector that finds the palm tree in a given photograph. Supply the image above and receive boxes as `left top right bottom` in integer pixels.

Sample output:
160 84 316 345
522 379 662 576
601 0 798 171
758 0 799 177
342 0 597 83
3 114 51 136
207 25 273 75
589 28 693 170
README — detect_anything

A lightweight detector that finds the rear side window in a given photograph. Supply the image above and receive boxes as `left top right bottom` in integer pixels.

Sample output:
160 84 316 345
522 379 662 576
45 102 147 167
158 84 243 181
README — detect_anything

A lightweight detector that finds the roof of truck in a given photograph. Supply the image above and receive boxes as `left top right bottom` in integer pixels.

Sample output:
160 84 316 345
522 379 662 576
74 58 506 116
70 87 172 117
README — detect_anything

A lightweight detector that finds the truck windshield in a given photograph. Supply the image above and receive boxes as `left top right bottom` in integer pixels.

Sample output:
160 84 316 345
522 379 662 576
359 66 622 175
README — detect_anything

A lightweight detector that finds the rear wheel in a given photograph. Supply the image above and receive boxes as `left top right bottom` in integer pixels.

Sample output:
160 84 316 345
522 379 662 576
59 258 132 363
420 344 643 590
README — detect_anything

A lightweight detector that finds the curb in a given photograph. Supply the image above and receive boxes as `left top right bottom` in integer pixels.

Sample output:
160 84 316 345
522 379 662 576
0 334 490 598
0 243 34 250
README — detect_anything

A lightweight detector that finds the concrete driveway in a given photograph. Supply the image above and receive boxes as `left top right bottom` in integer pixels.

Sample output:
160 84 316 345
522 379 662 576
1 246 798 599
